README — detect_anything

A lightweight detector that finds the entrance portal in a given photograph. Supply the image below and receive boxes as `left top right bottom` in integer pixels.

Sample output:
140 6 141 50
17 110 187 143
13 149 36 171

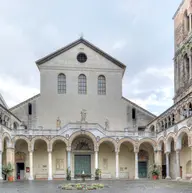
16 163 25 180
138 161 147 178
75 155 91 178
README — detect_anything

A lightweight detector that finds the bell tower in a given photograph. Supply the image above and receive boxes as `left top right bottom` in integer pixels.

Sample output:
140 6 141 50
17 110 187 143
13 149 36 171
173 0 192 103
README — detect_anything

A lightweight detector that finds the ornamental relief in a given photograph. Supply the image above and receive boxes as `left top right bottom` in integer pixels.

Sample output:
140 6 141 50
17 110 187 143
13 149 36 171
72 137 94 151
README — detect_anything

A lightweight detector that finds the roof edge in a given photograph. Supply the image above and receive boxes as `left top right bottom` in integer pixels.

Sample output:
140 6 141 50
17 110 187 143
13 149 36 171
9 94 40 111
122 97 157 118
172 0 185 19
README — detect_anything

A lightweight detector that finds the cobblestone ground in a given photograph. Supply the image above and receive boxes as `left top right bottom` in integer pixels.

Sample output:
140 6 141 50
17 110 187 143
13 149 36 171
0 180 192 193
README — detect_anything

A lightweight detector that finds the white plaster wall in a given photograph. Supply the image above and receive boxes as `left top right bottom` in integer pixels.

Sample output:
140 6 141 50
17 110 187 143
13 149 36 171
170 152 176 179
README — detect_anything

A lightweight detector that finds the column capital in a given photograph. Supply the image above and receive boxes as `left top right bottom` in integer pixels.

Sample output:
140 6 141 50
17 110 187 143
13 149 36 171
165 152 170 155
47 150 52 153
28 150 34 153
175 149 181 152
66 146 71 152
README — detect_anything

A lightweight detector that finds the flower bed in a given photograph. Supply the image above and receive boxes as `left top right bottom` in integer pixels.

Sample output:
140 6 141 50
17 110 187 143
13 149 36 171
59 183 105 190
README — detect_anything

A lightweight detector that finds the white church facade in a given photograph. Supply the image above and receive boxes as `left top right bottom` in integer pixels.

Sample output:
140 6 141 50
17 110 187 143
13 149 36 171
0 0 192 181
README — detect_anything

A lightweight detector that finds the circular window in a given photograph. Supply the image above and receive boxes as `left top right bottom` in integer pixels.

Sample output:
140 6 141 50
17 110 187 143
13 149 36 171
77 53 87 63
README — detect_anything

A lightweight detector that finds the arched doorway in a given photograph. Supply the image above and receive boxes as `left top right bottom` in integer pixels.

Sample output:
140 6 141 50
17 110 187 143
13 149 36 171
71 135 94 179
138 142 154 178
15 139 28 180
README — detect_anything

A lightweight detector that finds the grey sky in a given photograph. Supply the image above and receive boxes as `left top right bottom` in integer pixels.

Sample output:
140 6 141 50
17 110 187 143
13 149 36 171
0 0 181 115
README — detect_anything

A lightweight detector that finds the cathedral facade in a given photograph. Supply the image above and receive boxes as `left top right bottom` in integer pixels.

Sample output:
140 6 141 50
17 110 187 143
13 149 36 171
0 0 191 181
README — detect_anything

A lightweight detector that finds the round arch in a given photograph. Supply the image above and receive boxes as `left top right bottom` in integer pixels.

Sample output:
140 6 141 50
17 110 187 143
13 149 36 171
165 132 176 152
2 132 12 151
176 127 190 150
98 137 117 152
31 136 50 151
68 131 97 151
50 136 68 151
157 136 165 151
138 138 157 151
117 137 136 150
12 136 30 151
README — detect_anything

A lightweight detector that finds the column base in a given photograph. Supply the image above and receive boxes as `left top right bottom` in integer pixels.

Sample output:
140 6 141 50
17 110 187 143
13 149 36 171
135 177 139 180
176 177 181 181
166 176 171 180
0 177 3 181
48 177 53 181
28 177 34 181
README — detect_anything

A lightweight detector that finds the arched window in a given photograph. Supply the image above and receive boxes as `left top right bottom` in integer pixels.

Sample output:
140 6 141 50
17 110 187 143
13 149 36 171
28 103 32 115
184 54 189 81
98 75 106 95
78 74 87 94
58 73 66 94
184 10 190 33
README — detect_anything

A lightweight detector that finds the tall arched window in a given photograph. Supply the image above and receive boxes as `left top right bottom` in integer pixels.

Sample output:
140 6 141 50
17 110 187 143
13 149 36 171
98 75 106 95
78 74 87 94
58 73 66 94
184 10 190 34
28 103 32 115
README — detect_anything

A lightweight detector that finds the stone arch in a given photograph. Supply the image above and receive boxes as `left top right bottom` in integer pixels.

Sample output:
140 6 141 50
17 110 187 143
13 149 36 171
138 138 157 151
2 132 12 150
98 137 117 152
31 136 50 151
157 136 165 151
50 136 68 151
176 127 190 150
68 131 97 151
12 136 30 151
117 137 136 150
165 132 176 152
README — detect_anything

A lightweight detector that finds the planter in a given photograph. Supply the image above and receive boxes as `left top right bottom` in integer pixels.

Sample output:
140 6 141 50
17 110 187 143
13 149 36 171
152 175 158 180
8 176 14 182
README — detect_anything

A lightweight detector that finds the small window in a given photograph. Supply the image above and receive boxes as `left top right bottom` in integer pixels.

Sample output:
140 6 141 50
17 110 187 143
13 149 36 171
78 74 87 94
77 53 87 63
58 73 66 94
28 103 32 115
132 108 136 120
98 75 106 95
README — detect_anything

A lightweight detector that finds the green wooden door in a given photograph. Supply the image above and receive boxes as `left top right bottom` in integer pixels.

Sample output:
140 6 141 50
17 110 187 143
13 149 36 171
138 161 147 178
75 155 91 177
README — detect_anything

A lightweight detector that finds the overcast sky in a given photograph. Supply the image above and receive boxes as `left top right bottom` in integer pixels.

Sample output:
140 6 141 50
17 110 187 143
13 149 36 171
0 0 181 115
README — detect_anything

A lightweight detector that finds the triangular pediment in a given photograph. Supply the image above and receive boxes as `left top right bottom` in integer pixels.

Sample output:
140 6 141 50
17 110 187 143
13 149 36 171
36 38 126 71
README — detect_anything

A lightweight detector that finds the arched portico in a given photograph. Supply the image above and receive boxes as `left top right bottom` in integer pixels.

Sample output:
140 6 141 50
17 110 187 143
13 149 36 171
118 139 135 179
98 138 117 179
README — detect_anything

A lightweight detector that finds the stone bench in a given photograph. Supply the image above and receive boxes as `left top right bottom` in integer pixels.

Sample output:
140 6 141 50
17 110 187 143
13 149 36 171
186 174 192 180
101 173 112 179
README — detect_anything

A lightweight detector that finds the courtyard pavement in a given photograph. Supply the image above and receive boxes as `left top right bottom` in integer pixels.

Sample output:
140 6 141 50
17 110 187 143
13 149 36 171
0 180 192 193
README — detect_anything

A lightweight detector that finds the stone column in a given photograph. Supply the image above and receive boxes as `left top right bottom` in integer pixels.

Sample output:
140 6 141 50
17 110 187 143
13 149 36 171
189 53 192 80
190 146 192 181
165 152 171 179
0 151 3 180
115 151 119 179
134 151 139 179
48 151 53 180
67 150 71 170
176 150 181 181
28 151 34 180
189 14 192 32
95 151 98 169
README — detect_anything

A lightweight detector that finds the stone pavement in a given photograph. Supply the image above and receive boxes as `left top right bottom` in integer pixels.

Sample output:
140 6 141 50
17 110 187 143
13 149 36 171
0 180 192 193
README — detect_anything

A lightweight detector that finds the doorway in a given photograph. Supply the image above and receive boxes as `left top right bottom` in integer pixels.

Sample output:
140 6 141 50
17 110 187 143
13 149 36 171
16 163 25 180
74 155 91 178
138 161 147 178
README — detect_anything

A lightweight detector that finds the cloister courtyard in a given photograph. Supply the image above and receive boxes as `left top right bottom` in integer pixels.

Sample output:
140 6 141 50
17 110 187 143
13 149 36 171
0 180 192 193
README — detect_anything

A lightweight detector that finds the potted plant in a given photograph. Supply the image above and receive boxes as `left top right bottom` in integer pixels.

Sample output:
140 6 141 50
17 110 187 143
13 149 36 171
66 167 71 181
95 168 101 180
151 165 160 180
3 162 14 182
